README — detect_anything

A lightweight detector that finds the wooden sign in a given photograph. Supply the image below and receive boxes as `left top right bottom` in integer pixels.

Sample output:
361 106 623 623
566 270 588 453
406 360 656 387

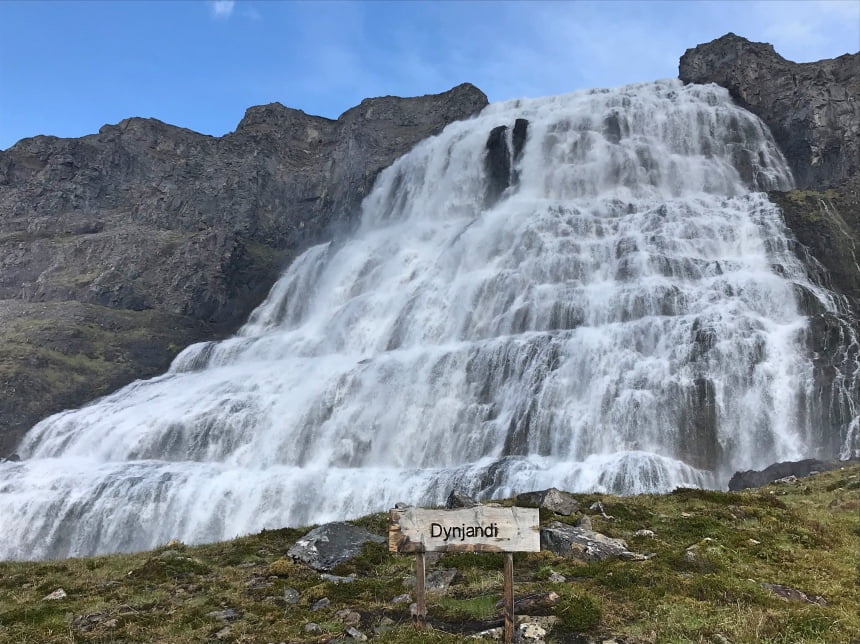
389 506 540 642
388 506 540 554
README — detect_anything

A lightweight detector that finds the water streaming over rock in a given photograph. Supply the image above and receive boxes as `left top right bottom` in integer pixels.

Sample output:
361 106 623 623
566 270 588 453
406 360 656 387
2 80 857 559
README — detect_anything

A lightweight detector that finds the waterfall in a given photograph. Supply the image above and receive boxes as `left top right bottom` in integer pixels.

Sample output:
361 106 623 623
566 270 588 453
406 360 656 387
1 79 856 560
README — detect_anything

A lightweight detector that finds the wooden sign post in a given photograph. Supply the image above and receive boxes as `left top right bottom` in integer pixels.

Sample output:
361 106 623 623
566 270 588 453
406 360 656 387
389 506 540 643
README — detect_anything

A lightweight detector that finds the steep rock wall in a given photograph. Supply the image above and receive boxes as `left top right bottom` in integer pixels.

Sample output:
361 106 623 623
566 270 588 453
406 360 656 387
0 84 488 456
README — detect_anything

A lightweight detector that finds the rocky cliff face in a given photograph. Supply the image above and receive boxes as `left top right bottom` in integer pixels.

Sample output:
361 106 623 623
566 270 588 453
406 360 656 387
681 35 860 460
679 33 859 191
0 84 488 456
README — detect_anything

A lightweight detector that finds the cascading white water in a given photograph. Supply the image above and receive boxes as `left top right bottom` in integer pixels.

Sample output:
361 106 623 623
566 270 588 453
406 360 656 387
1 79 856 560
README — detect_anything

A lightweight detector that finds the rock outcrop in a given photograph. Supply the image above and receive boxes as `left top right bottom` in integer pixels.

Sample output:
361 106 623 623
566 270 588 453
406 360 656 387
287 522 385 572
728 458 858 490
679 33 859 191
0 84 488 456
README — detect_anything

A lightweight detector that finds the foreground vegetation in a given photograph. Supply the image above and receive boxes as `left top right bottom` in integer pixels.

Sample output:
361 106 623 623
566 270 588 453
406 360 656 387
1 466 858 643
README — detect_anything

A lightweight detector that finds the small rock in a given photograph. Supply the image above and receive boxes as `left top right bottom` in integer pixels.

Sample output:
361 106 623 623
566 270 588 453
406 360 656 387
283 587 300 604
42 588 67 601
516 488 580 515
774 475 798 484
70 612 112 632
761 582 827 605
394 502 409 509
747 539 760 546
588 501 614 520
374 617 396 635
245 576 272 590
406 568 458 594
548 571 566 583
304 622 322 634
517 615 560 629
311 597 330 611
634 529 656 538
257 548 271 556
391 593 411 604
345 626 368 640
214 626 232 640
471 626 503 639
334 609 362 625
165 539 182 547
321 573 355 584
518 621 547 640
446 489 479 508
680 512 693 518
711 635 732 644
207 608 240 621
102 619 118 628
575 514 593 530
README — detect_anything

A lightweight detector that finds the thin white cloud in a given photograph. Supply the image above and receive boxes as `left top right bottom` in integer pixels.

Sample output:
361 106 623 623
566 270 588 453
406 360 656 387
211 0 235 20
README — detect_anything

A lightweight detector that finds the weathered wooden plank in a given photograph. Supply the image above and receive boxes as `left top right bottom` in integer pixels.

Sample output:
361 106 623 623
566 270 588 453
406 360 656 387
388 506 540 553
503 552 514 643
414 552 427 628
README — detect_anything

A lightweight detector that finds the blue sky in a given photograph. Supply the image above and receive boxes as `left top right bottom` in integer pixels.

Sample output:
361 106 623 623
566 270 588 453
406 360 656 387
1 0 858 150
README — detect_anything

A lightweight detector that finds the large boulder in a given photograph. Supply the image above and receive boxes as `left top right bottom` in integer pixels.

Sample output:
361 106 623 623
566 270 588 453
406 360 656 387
0 84 488 456
540 521 641 562
287 522 384 572
679 33 859 190
515 488 580 516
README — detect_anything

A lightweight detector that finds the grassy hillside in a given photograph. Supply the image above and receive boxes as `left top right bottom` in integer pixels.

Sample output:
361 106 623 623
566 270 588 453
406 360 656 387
1 466 858 643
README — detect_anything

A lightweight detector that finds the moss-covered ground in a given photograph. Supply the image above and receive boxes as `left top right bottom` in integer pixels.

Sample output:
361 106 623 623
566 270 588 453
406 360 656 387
1 466 857 643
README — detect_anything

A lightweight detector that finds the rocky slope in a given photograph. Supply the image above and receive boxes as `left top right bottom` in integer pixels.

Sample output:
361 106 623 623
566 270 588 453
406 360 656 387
0 84 488 456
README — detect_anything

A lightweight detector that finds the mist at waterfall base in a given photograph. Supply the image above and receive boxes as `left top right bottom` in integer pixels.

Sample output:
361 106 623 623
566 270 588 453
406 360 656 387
2 80 858 560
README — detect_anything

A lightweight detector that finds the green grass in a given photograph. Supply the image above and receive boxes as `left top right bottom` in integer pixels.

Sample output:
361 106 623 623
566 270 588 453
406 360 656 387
0 465 858 643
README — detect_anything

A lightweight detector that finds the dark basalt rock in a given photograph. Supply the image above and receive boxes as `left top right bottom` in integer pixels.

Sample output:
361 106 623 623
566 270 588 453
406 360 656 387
445 489 480 509
679 33 859 190
728 458 858 490
483 119 530 207
512 118 529 161
287 522 385 572
515 488 580 516
484 125 511 206
0 83 488 456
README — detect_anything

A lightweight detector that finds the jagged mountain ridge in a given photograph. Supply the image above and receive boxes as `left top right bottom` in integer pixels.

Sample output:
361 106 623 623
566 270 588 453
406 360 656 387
0 84 488 456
